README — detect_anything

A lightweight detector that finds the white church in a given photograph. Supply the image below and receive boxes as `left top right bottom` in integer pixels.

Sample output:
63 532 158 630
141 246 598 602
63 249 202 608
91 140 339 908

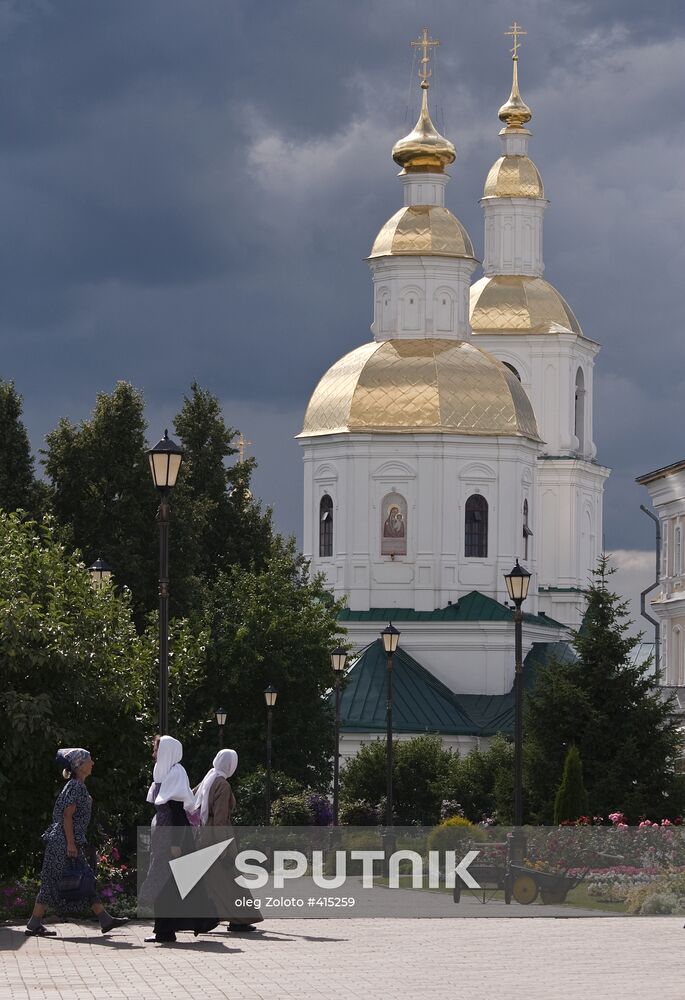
297 32 610 755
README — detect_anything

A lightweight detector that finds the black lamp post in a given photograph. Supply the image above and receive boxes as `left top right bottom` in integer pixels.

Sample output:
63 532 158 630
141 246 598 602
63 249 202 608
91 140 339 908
264 685 278 825
87 557 112 590
380 624 400 827
216 707 227 749
147 430 184 736
330 646 348 825
503 558 532 828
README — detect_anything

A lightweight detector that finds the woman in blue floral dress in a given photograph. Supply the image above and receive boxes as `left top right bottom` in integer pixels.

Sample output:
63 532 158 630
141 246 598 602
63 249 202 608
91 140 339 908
25 747 128 937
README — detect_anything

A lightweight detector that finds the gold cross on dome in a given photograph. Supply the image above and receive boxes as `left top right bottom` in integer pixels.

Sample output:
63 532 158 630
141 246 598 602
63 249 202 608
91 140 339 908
236 433 251 462
505 21 527 59
411 26 439 85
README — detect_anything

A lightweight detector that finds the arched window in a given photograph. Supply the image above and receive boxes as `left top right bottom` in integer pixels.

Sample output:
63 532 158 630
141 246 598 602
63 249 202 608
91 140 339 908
523 498 532 561
465 494 488 558
503 362 521 381
574 368 586 453
319 495 333 558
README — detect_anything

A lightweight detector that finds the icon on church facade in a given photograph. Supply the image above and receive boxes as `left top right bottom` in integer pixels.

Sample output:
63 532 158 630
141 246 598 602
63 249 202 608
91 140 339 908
381 493 407 556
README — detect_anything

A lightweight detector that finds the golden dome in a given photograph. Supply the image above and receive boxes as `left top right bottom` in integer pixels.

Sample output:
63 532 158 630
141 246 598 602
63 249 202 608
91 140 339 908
392 86 456 173
499 57 532 130
470 276 582 335
299 338 540 439
483 155 543 199
369 206 474 259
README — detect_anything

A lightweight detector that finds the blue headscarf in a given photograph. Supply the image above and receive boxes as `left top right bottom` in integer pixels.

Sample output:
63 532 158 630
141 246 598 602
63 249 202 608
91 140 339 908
56 747 91 773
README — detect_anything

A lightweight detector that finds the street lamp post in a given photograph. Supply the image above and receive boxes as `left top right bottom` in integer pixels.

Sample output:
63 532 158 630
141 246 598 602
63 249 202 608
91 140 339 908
215 707 227 749
504 558 532 829
264 685 278 825
147 430 184 736
380 624 400 828
330 646 348 826
87 557 112 590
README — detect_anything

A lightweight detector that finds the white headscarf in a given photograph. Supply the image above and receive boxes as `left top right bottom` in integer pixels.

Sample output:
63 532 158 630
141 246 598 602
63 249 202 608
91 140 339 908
194 749 238 825
146 735 195 810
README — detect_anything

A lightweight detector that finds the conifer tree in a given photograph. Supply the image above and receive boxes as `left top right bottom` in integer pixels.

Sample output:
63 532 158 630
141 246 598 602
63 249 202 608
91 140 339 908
525 556 685 822
553 744 589 824
0 380 42 515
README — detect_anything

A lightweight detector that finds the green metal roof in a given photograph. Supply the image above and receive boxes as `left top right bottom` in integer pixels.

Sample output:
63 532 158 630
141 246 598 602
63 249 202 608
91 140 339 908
337 590 565 629
339 639 575 737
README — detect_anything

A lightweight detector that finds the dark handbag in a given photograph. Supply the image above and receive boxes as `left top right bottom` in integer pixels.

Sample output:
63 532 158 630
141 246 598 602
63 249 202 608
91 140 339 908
57 856 97 902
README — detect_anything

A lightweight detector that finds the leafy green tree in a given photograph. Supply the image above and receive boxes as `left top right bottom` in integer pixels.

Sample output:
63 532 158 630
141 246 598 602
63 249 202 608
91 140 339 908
450 734 514 824
525 557 685 822
553 745 589 824
43 382 158 622
340 734 462 825
0 512 148 873
0 380 44 515
0 511 208 875
178 536 345 789
171 383 274 617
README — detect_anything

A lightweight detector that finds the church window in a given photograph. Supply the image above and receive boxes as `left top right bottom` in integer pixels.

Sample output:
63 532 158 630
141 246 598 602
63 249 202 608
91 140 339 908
465 494 488 558
574 368 586 453
523 499 532 560
319 495 333 558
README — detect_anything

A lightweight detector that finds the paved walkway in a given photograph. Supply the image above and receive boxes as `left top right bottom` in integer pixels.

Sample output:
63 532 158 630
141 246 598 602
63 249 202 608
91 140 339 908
1 916 683 999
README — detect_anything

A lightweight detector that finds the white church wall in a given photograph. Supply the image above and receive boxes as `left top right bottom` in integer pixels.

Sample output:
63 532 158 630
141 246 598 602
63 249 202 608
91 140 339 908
302 432 539 614
369 256 476 341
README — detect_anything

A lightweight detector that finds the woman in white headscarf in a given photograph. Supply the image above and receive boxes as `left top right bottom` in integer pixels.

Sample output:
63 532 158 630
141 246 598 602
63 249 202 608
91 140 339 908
141 736 218 944
194 748 263 933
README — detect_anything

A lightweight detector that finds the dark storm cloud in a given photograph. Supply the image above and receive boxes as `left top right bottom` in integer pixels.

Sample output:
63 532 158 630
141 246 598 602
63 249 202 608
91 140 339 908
0 0 683 551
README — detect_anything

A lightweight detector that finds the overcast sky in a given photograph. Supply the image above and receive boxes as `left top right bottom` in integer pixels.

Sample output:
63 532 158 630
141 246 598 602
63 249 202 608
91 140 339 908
2 0 683 621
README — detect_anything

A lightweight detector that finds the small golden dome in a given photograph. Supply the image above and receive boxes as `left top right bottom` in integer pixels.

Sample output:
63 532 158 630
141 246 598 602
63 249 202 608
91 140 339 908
483 155 544 199
499 57 532 130
299 338 540 440
369 205 475 259
470 276 582 335
392 86 456 173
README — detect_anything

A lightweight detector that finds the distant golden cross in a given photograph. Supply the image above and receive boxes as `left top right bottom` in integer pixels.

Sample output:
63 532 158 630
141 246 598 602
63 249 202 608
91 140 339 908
237 433 251 462
505 21 527 59
411 26 439 85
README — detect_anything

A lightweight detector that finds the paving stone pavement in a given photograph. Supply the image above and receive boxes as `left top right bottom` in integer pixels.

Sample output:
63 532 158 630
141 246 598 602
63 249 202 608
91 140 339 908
0 917 683 1000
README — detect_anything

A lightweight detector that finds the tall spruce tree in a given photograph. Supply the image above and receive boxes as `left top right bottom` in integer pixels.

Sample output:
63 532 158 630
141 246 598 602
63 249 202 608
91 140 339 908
43 382 158 621
171 383 274 617
0 380 43 515
525 557 685 822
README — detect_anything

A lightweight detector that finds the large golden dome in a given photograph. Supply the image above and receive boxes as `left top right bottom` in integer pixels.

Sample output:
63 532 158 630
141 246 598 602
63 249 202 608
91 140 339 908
369 206 475 259
483 155 543 199
470 276 582 335
298 339 540 439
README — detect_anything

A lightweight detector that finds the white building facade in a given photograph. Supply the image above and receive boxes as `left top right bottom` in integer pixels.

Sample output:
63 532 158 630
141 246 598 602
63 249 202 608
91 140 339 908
469 57 609 626
637 460 685 688
297 44 606 734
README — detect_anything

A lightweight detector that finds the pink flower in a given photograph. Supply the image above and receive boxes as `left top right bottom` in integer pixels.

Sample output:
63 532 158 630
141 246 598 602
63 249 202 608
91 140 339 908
661 819 672 827
111 847 120 861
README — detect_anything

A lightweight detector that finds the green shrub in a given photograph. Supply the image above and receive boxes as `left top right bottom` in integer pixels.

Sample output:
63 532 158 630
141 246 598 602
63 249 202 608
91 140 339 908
426 816 487 854
553 745 589 824
271 793 315 826
233 768 302 825
339 799 380 826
